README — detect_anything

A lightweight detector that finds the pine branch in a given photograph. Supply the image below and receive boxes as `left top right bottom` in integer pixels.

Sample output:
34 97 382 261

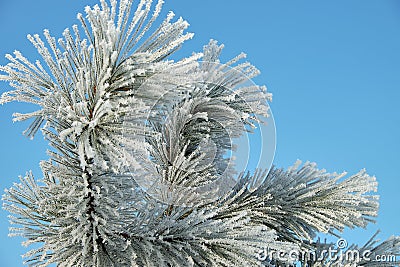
214 161 379 245
1 0 398 266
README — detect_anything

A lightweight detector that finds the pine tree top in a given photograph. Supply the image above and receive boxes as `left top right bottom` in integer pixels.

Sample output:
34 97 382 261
0 0 398 266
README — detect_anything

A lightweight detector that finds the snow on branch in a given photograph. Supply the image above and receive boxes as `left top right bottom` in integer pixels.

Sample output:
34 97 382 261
0 0 398 266
216 161 379 244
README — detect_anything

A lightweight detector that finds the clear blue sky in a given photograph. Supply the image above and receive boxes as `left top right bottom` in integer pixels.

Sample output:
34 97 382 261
0 1 399 266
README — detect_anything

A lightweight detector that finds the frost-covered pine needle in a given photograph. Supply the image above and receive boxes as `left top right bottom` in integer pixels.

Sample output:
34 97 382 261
0 0 398 266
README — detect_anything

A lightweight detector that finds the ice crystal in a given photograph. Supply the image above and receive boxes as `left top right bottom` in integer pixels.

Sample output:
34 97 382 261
0 0 398 266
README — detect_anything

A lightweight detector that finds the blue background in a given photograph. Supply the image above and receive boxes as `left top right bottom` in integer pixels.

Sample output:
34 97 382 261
0 0 399 266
